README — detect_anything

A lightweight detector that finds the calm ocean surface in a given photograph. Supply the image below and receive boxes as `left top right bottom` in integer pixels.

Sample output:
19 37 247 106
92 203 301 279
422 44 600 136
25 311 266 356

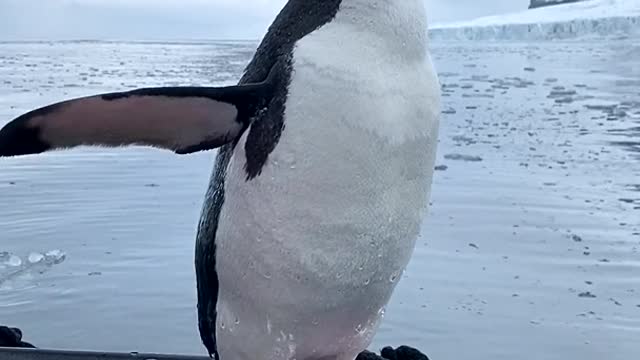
1 39 639 360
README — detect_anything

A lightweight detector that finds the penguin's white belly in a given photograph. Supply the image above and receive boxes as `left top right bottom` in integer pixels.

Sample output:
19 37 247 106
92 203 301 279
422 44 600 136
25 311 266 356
214 26 440 360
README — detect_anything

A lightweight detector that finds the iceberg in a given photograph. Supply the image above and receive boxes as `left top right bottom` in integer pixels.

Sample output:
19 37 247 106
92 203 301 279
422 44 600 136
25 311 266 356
429 0 640 41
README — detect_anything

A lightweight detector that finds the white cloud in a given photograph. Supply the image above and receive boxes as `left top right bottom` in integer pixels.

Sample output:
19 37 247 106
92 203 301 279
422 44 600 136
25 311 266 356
0 0 286 40
0 0 529 41
426 0 530 24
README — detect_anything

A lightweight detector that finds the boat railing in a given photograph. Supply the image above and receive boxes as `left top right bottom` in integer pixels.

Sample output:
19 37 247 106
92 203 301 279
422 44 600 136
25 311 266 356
0 348 210 360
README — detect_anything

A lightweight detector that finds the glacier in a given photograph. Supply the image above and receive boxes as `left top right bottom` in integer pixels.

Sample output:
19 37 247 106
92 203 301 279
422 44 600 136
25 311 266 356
429 0 640 41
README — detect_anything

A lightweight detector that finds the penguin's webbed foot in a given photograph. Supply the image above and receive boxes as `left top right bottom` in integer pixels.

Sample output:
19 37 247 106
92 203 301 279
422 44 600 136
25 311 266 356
356 350 384 360
357 345 430 360
380 346 430 360
0 326 36 348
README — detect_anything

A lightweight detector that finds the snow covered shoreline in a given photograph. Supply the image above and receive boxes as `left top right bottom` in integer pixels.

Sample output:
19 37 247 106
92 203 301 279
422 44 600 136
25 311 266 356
429 16 640 41
429 0 640 41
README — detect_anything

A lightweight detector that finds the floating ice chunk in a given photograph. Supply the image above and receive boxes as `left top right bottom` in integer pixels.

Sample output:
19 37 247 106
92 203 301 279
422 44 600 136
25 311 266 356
45 250 66 264
6 255 22 267
28 252 45 264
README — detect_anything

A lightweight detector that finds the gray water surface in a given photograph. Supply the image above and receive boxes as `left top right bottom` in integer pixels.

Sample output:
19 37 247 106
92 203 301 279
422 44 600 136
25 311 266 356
0 40 639 360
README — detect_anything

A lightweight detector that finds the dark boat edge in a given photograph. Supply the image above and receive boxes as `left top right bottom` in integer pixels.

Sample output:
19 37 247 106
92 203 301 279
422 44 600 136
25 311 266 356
0 347 210 360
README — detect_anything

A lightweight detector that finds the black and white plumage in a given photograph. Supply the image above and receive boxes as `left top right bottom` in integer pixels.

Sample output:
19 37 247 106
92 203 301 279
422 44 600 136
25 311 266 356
198 1 441 359
0 1 441 360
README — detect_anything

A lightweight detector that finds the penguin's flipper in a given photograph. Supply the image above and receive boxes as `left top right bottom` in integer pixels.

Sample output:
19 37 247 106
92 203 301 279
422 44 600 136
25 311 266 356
0 80 273 157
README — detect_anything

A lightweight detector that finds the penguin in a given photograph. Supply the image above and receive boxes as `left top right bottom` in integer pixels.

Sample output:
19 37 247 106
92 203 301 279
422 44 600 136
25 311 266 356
0 1 441 360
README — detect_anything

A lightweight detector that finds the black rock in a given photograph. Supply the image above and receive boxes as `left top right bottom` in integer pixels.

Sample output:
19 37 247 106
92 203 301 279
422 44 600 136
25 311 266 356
0 326 36 348
357 346 430 360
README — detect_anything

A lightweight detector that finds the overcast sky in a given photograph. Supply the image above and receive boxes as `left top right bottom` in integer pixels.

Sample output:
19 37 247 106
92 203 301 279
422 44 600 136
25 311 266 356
0 0 530 41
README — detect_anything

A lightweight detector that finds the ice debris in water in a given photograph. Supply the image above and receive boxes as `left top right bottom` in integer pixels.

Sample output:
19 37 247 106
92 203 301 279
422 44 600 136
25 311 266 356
8 255 22 267
444 153 484 162
28 252 45 264
0 249 67 284
45 250 66 264
26 250 66 265
1 252 23 267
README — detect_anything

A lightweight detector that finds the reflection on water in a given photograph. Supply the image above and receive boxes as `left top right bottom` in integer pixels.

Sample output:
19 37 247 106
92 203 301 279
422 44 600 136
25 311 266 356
0 39 639 360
